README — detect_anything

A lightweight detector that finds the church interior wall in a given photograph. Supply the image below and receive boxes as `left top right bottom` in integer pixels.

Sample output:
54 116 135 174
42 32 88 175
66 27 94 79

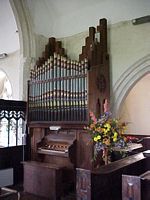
3 0 150 136
0 50 20 100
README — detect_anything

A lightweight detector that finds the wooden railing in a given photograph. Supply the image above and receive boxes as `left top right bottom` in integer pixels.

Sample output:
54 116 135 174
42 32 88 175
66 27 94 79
0 99 27 184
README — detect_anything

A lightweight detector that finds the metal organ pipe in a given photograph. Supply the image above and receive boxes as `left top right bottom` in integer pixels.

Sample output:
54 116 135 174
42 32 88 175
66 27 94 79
28 53 88 122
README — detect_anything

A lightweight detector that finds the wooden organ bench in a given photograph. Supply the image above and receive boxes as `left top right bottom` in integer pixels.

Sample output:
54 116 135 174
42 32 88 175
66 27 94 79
23 161 63 199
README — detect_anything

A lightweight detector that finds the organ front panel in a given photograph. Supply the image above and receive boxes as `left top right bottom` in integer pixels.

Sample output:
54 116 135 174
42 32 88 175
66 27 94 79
25 18 110 198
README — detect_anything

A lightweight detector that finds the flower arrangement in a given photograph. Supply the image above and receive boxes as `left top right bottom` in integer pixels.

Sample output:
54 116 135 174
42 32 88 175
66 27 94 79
85 111 128 163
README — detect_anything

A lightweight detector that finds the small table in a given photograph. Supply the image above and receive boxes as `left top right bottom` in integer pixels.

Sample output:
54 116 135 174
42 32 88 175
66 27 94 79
111 143 143 161
113 143 143 153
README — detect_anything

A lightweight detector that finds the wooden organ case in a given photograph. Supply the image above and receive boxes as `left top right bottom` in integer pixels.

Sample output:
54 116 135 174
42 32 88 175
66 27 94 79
24 18 110 199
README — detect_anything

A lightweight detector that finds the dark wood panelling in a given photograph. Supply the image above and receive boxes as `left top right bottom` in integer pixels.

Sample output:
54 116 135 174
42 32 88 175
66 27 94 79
23 161 63 200
0 146 28 184
76 153 150 200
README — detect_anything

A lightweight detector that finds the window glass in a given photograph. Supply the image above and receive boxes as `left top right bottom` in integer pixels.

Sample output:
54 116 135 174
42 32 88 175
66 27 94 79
0 70 26 147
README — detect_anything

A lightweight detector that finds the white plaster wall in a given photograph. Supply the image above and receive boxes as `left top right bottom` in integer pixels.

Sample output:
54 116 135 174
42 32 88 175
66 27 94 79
35 34 48 60
107 21 150 135
109 21 150 87
0 0 19 54
25 0 150 38
0 51 21 100
120 74 150 135
60 31 88 60
54 0 150 38
58 21 150 82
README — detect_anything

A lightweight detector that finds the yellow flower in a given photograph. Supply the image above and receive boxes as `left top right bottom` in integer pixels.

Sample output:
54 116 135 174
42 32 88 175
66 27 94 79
104 123 111 134
104 123 111 130
113 131 118 142
113 137 117 142
94 136 98 142
104 129 108 134
113 132 118 137
94 135 101 142
86 111 128 154
97 135 101 140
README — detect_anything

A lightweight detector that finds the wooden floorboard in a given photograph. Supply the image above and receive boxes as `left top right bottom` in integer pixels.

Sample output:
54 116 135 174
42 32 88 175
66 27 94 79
6 184 76 200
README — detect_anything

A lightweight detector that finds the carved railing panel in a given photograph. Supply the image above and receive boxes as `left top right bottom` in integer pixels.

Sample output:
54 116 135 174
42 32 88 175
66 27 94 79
0 99 26 147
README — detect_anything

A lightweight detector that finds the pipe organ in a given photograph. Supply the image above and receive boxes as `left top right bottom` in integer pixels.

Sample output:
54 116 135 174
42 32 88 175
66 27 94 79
28 54 88 122
28 18 110 124
25 18 110 199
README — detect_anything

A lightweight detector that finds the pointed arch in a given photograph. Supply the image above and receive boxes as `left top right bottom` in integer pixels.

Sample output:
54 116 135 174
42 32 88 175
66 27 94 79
10 0 36 58
112 54 150 116
9 0 36 100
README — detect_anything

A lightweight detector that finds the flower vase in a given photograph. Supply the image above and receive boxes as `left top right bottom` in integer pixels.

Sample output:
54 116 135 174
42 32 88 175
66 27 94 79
103 148 109 165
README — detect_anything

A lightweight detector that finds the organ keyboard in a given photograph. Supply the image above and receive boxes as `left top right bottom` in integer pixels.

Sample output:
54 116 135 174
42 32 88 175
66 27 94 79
38 148 68 154
37 141 70 156
38 143 69 153
36 130 76 167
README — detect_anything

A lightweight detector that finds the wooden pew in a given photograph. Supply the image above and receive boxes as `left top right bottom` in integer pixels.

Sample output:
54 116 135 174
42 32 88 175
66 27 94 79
122 171 150 200
76 152 149 200
122 150 150 200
